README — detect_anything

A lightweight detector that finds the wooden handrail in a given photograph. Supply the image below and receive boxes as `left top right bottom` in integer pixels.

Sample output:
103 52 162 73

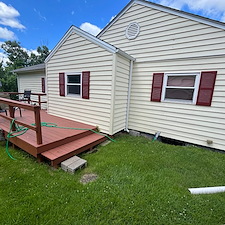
2 92 47 108
0 97 38 110
0 97 43 145
4 92 46 96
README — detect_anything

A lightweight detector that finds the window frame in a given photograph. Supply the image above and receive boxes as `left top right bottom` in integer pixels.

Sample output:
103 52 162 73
161 72 201 104
65 72 82 97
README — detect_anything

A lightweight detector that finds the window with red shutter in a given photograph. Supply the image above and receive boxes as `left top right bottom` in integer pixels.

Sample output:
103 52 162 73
151 73 164 102
82 71 90 99
59 73 65 96
196 71 217 106
157 71 217 106
161 72 200 104
41 77 45 93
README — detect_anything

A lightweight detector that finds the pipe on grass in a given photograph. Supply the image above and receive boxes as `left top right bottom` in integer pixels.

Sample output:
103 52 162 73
188 186 225 194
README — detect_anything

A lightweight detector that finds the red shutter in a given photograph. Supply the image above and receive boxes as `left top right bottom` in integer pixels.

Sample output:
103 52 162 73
59 73 65 96
151 73 164 102
196 71 217 106
41 77 45 93
82 71 90 99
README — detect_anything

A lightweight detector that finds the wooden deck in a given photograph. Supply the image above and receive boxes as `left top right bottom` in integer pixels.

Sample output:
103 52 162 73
0 109 106 167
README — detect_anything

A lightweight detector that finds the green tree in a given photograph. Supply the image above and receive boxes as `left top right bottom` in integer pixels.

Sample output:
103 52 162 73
1 41 29 69
0 41 50 92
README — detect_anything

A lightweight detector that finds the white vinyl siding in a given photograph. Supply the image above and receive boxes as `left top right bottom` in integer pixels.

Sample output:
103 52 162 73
100 3 225 150
129 59 225 150
46 32 114 134
100 4 225 62
113 54 130 134
17 71 47 109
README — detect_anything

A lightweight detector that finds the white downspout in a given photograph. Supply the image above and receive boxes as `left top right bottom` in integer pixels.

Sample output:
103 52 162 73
125 60 134 133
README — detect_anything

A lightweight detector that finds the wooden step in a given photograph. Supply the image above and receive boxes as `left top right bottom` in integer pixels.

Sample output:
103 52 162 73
36 128 96 154
40 133 106 167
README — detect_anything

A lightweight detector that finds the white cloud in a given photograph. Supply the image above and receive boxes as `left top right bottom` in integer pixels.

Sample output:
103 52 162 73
0 27 16 40
34 8 47 22
0 2 19 18
0 18 25 29
157 0 225 21
0 2 25 29
0 51 9 65
80 22 101 36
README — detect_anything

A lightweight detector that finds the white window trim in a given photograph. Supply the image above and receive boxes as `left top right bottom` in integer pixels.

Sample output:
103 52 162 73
161 72 201 104
65 72 82 97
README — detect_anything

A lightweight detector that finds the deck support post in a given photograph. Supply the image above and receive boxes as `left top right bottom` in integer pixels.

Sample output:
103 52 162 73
34 106 42 145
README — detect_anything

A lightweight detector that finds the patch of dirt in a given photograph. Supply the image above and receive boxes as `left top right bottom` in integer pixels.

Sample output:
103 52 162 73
80 173 98 184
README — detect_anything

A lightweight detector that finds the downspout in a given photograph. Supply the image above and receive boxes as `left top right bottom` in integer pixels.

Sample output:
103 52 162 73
125 60 134 133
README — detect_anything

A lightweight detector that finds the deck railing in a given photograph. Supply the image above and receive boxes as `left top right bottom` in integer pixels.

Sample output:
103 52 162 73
3 92 47 108
0 97 42 145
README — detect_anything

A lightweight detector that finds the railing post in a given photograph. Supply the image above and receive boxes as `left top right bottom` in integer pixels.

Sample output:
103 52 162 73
34 106 42 145
38 94 41 108
9 105 16 131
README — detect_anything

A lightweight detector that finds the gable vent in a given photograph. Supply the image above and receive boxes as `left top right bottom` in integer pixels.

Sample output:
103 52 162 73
126 22 140 40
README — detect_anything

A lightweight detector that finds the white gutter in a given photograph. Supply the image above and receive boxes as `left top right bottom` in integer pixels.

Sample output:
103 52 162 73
116 49 136 61
125 60 134 132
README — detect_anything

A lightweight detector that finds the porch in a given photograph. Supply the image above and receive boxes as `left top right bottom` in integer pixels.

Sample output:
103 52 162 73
0 97 106 167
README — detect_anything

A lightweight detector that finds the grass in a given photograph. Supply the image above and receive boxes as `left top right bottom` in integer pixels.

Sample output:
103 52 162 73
0 134 225 224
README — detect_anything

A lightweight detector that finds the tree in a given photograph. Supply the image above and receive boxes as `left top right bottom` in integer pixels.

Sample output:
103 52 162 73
0 41 50 92
29 45 50 66
1 41 29 70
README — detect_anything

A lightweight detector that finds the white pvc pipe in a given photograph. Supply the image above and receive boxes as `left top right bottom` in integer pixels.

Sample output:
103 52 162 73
189 186 225 194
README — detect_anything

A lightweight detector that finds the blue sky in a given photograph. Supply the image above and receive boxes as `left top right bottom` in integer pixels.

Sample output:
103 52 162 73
0 0 225 62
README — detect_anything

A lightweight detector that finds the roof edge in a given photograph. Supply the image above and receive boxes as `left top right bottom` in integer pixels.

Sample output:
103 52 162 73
116 49 135 61
45 25 135 63
97 0 135 38
98 0 225 38
13 63 45 73
137 0 225 30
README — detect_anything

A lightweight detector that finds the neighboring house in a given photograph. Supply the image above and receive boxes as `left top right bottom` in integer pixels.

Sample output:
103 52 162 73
16 0 225 151
13 63 47 109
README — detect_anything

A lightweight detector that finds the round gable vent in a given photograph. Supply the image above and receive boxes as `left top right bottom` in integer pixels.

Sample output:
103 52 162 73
126 22 140 40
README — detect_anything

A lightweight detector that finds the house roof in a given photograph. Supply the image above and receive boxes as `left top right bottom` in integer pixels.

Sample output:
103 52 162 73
97 0 225 38
13 63 45 73
45 25 135 63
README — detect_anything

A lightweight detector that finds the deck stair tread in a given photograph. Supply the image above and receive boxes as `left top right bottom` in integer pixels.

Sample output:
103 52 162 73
41 132 106 160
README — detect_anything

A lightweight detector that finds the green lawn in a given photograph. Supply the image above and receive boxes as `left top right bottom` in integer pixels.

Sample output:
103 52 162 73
0 134 225 225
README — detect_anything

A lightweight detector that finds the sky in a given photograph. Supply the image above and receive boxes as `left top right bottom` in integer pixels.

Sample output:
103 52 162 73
0 0 225 63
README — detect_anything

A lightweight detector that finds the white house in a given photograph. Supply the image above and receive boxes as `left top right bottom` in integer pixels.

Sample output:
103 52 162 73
13 63 47 108
15 0 225 151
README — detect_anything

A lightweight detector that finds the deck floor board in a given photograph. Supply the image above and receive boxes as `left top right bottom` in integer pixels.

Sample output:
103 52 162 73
0 110 105 166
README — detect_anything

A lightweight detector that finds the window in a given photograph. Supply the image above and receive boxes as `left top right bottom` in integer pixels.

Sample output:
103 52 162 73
41 77 45 93
151 71 217 106
59 71 90 99
66 73 82 96
161 72 200 104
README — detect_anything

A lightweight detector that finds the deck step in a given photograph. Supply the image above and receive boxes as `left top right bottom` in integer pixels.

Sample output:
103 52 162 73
41 133 106 167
